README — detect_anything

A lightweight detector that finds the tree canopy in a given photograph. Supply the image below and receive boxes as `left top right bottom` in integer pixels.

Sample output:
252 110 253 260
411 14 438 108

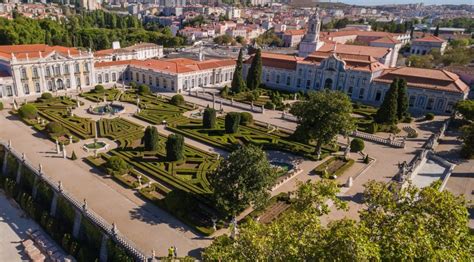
202 180 473 260
246 49 262 90
375 79 399 124
231 49 246 93
290 90 354 159
210 144 276 217
455 100 474 122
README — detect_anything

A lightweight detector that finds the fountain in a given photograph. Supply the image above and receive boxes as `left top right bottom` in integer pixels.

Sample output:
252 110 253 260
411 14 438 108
89 103 125 115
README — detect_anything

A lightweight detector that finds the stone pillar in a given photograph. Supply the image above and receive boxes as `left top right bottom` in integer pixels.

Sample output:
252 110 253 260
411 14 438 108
261 105 265 114
15 161 23 184
72 209 82 238
50 191 59 217
99 233 109 262
212 93 216 109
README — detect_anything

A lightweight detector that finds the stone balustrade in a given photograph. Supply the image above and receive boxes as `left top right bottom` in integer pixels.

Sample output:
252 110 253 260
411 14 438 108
351 130 405 148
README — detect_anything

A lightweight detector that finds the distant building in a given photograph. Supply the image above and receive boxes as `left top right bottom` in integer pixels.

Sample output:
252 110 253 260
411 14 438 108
94 42 164 62
282 29 305 47
410 35 448 55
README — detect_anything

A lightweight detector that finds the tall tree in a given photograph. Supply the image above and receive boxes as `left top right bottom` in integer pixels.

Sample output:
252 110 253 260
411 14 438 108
142 126 159 151
166 134 184 161
375 79 399 124
203 107 217 129
231 49 246 93
397 78 409 120
246 49 262 90
210 144 276 217
434 24 440 36
290 90 355 159
455 100 474 122
460 123 474 158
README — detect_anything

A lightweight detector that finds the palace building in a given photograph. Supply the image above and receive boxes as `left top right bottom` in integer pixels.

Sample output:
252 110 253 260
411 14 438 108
0 44 235 99
243 14 469 115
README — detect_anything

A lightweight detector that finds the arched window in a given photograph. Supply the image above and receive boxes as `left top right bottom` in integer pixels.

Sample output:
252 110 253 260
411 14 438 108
21 68 27 79
66 79 71 88
23 83 30 94
105 73 109 83
348 86 353 96
35 82 41 93
112 73 117 81
324 78 333 89
48 81 53 91
98 74 103 83
359 88 365 99
85 76 90 86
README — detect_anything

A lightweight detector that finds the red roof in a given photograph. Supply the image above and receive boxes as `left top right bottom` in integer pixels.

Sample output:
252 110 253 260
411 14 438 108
0 44 82 61
413 35 446 43
374 67 469 94
316 43 391 59
244 52 302 70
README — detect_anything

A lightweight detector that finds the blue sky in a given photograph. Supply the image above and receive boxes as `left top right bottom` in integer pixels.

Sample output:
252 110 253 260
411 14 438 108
338 0 473 5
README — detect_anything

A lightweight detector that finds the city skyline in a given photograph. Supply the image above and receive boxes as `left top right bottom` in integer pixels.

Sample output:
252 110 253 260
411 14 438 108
339 0 473 5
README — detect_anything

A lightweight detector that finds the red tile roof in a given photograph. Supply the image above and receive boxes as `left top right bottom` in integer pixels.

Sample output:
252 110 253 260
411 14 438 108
284 29 306 36
370 36 401 44
0 44 82 61
413 35 446 43
374 67 469 94
95 58 235 74
244 52 302 70
316 43 391 59
305 51 386 72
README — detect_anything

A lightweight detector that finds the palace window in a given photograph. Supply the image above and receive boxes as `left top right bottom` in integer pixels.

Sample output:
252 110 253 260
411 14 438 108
98 74 103 83
156 77 160 87
416 96 426 108
297 79 301 88
435 99 444 111
409 96 416 107
266 74 270 82
149 76 152 85
276 75 280 84
47 81 53 91
348 86 353 96
171 81 175 89
55 65 61 76
142 74 145 83
64 64 69 74
23 83 30 94
84 63 89 72
426 98 434 110
446 102 454 113
375 90 382 101
33 67 39 78
66 79 71 88
21 68 27 80
6 86 13 96
112 73 117 82
35 82 41 93
286 76 291 86
74 63 80 73
76 77 81 87
359 88 365 99
85 76 90 86
46 66 51 77
163 79 167 89
306 80 311 89
105 73 109 83
136 73 139 81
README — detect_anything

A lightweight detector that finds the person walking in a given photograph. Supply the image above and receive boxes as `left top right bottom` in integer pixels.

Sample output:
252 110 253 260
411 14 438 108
173 246 178 258
168 246 174 258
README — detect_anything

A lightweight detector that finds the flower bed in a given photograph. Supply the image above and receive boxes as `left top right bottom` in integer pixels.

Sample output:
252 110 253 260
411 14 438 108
314 156 355 179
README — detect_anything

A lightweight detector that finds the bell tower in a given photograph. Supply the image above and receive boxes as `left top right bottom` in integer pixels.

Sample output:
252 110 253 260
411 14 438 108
298 13 324 57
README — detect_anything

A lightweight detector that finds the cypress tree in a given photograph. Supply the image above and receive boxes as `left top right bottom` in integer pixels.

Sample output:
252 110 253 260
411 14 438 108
231 49 246 93
434 25 440 37
397 78 409 120
375 79 399 124
166 134 184 161
225 112 241 134
143 126 159 151
203 107 217 129
246 49 262 90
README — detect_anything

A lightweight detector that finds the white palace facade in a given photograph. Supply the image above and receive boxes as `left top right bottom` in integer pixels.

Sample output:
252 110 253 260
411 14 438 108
0 44 235 100
243 14 469 115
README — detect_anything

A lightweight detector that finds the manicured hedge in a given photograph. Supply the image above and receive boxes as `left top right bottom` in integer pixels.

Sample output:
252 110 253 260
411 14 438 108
166 134 184 161
203 107 216 128
19 104 38 119
225 112 240 134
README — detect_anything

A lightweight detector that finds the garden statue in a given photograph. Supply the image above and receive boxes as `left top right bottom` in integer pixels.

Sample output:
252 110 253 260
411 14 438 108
230 217 238 239
56 140 60 154
69 135 73 145
82 198 88 212
346 176 353 187
212 218 217 231
137 175 142 186
38 164 43 174
62 144 67 159
58 181 63 193
111 223 118 236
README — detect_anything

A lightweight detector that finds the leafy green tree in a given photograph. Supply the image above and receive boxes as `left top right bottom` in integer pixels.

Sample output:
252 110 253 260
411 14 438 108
18 104 38 119
210 144 276 217
460 123 474 158
41 92 53 100
246 49 262 90
375 79 399 124
142 126 159 151
360 181 473 261
106 156 129 175
290 90 355 159
434 24 440 36
225 112 241 134
239 112 253 126
166 134 184 161
350 138 365 152
138 84 150 95
203 107 216 129
397 78 409 120
231 49 246 93
455 100 474 121
170 94 184 106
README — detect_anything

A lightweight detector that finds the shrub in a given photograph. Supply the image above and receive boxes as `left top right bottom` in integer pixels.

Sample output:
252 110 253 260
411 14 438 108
350 138 365 152
129 81 137 89
71 151 77 160
225 112 241 134
220 86 229 97
138 84 150 95
363 155 370 164
41 92 53 100
367 122 378 134
166 134 184 161
46 122 65 135
106 156 129 175
94 85 105 93
170 94 184 106
203 107 217 129
425 112 435 121
264 101 275 110
239 112 253 126
0 101 3 110
18 104 38 119
402 115 413 123
143 126 159 151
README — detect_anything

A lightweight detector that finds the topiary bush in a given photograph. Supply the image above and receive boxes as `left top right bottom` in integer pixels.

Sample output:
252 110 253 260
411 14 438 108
71 151 77 160
225 112 241 134
129 81 137 89
18 104 38 119
106 156 129 175
350 138 365 152
170 94 184 106
425 112 435 121
363 154 370 164
239 112 253 126
46 122 65 135
264 101 275 110
94 85 105 93
203 107 217 129
138 84 150 95
41 92 53 100
166 134 184 161
0 101 3 110
143 126 159 151
367 122 378 134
